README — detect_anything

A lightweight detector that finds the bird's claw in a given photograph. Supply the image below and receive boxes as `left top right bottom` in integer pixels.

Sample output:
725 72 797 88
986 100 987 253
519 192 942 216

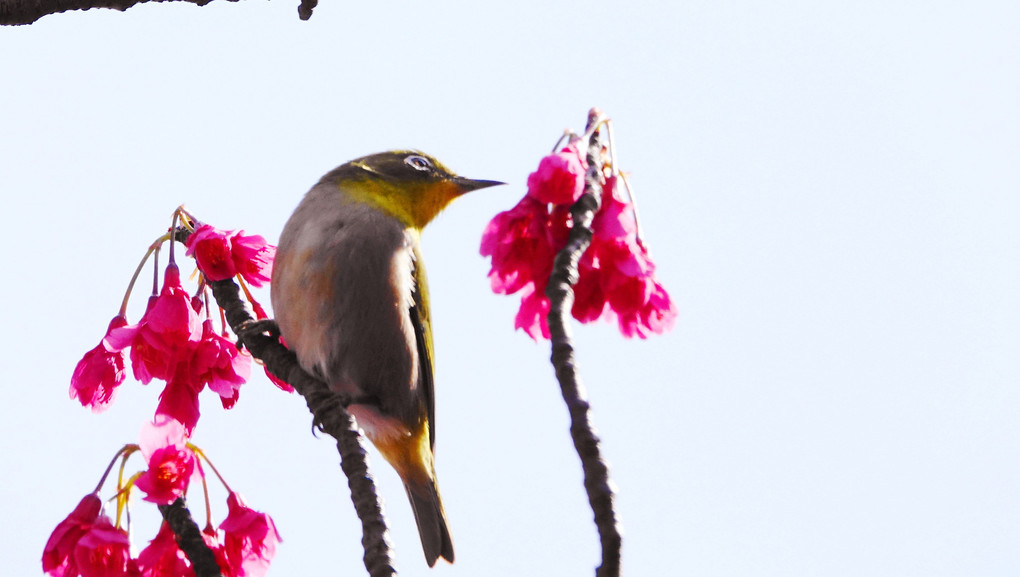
236 318 281 351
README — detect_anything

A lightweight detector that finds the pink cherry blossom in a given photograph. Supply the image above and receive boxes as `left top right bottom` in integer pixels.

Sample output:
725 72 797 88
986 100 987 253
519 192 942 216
616 280 677 338
584 227 677 338
135 418 196 505
70 316 129 412
571 258 608 324
185 225 276 288
480 196 558 295
106 265 203 384
591 175 638 240
147 266 204 343
481 152 676 339
104 296 157 383
219 493 281 577
155 376 204 435
72 516 131 577
525 143 587 205
185 225 237 282
513 283 552 340
193 320 251 407
43 494 103 577
134 522 189 577
231 232 275 288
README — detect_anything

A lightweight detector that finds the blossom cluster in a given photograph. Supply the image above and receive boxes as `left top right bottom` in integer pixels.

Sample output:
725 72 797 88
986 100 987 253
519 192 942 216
185 225 275 287
57 217 283 576
43 493 279 577
480 141 677 339
43 419 281 577
69 222 284 433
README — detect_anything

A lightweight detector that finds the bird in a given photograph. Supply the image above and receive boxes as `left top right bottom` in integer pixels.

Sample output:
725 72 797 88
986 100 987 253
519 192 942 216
270 150 503 566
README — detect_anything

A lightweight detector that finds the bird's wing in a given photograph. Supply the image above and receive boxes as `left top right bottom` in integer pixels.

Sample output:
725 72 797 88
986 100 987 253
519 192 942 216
410 244 437 450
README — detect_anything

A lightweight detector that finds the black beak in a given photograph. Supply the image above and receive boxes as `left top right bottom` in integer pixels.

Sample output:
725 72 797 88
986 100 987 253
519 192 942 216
453 177 505 193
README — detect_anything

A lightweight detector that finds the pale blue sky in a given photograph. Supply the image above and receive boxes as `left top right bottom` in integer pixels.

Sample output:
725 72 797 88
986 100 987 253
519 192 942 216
2 2 1019 576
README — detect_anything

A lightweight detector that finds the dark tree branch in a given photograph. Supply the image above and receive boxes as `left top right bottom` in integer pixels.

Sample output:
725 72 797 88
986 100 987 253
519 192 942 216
1 0 226 25
159 498 223 577
0 0 317 26
544 107 623 577
208 278 398 577
297 0 315 20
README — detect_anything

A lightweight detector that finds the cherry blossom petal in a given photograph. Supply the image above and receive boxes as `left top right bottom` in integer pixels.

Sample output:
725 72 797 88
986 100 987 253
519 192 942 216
525 143 587 205
185 225 238 282
232 232 275 288
72 516 131 577
70 316 129 413
42 494 103 577
219 493 281 577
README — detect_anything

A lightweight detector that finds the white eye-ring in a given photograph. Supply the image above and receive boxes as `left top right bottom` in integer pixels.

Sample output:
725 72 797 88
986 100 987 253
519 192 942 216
404 155 432 171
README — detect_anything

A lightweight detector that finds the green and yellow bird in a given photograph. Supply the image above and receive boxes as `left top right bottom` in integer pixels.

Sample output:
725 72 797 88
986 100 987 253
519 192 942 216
271 151 502 566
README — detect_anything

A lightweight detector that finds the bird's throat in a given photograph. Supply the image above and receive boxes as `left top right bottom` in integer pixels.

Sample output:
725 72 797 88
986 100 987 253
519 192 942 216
345 178 461 231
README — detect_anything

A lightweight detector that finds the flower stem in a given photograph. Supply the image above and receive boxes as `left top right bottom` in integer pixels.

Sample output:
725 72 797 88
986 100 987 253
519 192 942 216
550 128 578 154
113 471 144 529
175 205 199 232
93 444 140 494
197 282 212 321
119 234 171 317
218 303 229 338
188 445 233 494
169 208 180 265
605 119 619 177
617 171 646 250
601 122 647 249
152 244 161 294
194 458 214 531
236 275 256 307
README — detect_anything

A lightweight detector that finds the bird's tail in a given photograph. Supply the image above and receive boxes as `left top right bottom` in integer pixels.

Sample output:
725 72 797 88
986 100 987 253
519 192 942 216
362 409 453 567
404 478 454 567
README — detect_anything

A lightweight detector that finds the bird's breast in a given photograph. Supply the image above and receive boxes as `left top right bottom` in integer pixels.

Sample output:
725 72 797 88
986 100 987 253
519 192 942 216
272 189 423 424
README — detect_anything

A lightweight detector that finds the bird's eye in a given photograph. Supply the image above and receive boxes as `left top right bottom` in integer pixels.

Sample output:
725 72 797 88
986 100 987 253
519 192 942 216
404 155 432 172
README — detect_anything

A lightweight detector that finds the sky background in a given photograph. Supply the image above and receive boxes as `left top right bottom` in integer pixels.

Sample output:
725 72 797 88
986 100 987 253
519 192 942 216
2 1 1019 576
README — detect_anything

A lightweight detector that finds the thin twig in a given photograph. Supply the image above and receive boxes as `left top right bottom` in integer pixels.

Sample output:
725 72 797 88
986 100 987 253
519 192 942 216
544 107 623 577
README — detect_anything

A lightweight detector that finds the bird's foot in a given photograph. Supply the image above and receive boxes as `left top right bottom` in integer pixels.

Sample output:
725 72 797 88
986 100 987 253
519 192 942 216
236 318 281 352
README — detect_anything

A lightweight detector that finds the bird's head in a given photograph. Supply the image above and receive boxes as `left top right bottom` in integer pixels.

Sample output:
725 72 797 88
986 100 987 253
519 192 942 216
326 150 504 230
